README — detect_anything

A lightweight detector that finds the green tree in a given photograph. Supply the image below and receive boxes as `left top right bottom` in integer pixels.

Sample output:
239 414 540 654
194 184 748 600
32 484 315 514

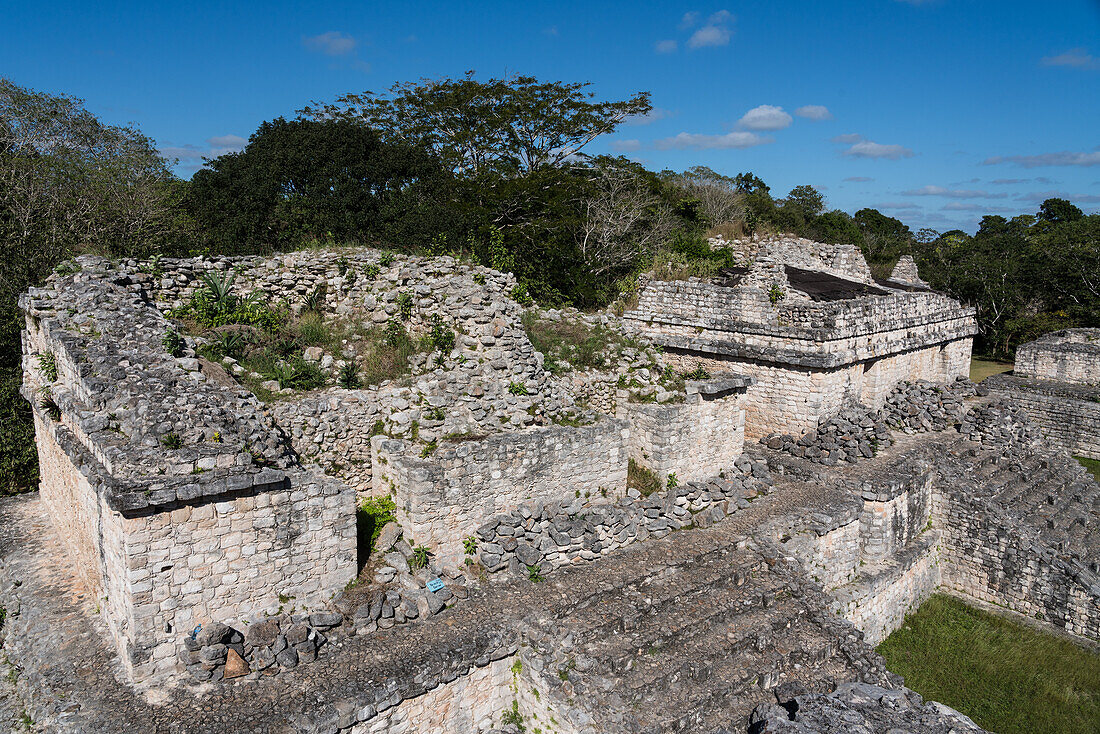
784 184 825 217
187 117 455 251
1037 197 1084 225
1 77 185 494
302 72 651 178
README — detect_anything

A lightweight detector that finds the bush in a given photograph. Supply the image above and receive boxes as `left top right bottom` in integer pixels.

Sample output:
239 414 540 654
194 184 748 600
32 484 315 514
522 312 642 373
428 314 455 354
269 357 326 391
356 496 397 567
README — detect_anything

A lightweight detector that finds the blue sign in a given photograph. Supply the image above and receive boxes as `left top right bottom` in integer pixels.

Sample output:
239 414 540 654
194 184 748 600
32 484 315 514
426 577 445 593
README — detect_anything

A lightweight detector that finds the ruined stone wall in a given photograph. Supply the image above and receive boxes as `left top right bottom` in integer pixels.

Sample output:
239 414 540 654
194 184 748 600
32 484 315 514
986 374 1100 460
617 376 751 486
1014 328 1100 385
936 487 1100 641
662 351 864 439
19 257 358 684
780 456 941 645
372 419 630 565
859 340 972 409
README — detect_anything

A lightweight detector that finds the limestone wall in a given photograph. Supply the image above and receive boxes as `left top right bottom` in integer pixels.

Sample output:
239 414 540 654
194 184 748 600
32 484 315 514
372 419 630 565
350 656 514 733
19 257 358 684
936 487 1100 641
987 379 1100 459
1014 328 1100 385
617 375 751 486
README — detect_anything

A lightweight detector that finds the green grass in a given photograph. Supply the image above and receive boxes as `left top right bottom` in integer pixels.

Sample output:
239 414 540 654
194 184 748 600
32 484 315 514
1075 456 1100 483
877 594 1100 734
969 357 1013 382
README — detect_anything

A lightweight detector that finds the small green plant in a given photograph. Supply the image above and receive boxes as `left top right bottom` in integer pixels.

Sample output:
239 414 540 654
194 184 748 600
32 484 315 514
162 329 184 358
161 433 182 449
411 545 431 570
508 381 530 396
473 272 487 285
510 282 533 306
628 458 661 497
463 535 478 555
303 284 326 313
419 440 437 458
424 406 446 421
336 257 350 276
768 283 785 305
338 361 361 389
270 357 326 390
501 699 525 729
384 317 407 348
379 252 395 267
37 352 58 381
526 564 544 582
38 394 61 422
429 314 455 354
364 262 381 278
667 472 679 489
395 291 414 320
682 365 711 380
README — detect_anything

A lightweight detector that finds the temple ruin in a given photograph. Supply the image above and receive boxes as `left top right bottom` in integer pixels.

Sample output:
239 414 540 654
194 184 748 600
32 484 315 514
1 240 1096 733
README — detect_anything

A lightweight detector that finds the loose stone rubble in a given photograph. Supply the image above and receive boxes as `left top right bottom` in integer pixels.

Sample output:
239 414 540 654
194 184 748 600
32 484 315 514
4 239 1098 733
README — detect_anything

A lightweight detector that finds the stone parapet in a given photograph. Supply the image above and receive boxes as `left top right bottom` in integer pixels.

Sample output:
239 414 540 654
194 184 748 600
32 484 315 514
985 373 1100 459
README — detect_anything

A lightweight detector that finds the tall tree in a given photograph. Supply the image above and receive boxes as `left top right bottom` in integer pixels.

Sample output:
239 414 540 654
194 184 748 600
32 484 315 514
300 72 651 178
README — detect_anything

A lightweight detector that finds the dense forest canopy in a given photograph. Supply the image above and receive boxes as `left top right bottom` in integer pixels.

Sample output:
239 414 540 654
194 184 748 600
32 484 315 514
2 74 1097 494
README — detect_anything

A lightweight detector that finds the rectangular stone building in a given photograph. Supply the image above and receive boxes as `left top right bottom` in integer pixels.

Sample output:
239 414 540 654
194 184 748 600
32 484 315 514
19 257 356 684
624 240 976 438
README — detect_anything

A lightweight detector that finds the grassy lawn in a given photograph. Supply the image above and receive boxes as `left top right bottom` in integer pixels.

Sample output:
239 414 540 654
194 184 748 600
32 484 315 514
877 594 1100 734
969 357 1013 382
1076 456 1100 483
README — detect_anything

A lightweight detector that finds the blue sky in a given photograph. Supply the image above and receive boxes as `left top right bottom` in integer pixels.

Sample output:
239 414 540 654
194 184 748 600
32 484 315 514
3 0 1098 233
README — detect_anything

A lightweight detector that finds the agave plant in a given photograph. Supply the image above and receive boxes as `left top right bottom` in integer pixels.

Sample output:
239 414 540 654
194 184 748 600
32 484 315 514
199 270 239 312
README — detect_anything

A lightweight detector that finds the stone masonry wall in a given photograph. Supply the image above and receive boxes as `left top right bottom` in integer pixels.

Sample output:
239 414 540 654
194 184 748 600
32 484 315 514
937 487 1100 640
617 375 752 486
19 257 358 684
372 419 630 565
350 656 514 733
986 376 1100 459
1014 328 1100 385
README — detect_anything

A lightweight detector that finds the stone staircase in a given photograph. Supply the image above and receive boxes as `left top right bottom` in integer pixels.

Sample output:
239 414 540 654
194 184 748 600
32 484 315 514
965 447 1100 570
522 533 890 734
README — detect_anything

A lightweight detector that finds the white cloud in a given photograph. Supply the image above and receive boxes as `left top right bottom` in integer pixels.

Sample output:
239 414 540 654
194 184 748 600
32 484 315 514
876 202 922 210
160 134 246 164
1014 190 1100 204
842 140 914 160
688 24 730 48
843 176 874 182
901 185 1006 199
207 134 247 149
1041 48 1100 70
610 139 642 152
983 150 1100 168
653 131 772 150
303 31 357 56
795 105 833 121
737 105 792 131
655 39 678 54
708 10 733 24
624 107 674 125
830 133 864 144
678 11 699 30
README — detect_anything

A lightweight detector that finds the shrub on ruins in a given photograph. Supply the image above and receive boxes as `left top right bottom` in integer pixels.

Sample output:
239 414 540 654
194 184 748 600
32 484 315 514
186 117 457 252
521 311 643 374
172 270 283 332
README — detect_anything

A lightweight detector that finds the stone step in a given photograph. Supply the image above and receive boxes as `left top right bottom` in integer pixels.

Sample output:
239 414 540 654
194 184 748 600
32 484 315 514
565 545 766 647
